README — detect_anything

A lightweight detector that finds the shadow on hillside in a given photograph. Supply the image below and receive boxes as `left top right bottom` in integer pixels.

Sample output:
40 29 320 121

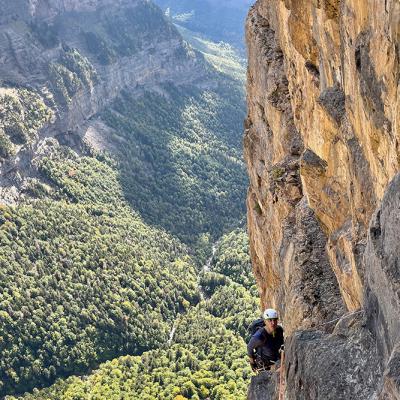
104 81 248 246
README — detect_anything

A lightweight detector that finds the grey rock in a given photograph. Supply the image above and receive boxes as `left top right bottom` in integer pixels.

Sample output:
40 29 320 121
365 173 400 363
285 313 382 400
248 370 279 400
364 172 400 400
301 149 328 173
317 85 346 125
379 342 400 399
0 0 136 24
278 197 345 333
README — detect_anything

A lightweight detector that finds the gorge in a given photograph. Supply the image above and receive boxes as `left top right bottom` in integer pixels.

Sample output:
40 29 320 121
0 0 255 398
1 0 399 398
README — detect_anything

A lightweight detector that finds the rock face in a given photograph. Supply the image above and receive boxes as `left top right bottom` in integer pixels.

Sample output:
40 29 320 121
0 0 209 203
364 174 400 398
0 0 134 24
285 312 382 399
245 0 399 398
248 371 279 400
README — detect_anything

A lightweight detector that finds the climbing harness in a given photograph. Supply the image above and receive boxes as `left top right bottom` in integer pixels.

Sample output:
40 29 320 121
253 355 277 373
254 363 274 374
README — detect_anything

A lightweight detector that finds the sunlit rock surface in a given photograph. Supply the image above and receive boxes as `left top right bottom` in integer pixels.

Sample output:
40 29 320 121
0 0 209 203
245 0 399 397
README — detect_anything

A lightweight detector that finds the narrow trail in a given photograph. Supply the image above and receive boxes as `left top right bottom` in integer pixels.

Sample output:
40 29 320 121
168 241 220 344
198 241 219 300
168 320 177 346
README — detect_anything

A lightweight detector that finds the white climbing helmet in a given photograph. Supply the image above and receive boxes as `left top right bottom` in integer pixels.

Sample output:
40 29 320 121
263 308 278 320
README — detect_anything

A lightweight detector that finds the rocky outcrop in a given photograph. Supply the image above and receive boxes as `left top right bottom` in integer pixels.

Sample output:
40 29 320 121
245 0 399 398
0 0 210 203
285 312 382 399
248 371 279 400
0 0 134 24
365 174 400 359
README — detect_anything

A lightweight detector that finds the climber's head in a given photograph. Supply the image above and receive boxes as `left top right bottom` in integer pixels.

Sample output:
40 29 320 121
263 308 278 333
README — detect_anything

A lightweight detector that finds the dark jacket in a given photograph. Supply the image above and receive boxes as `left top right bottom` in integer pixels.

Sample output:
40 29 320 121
247 325 284 363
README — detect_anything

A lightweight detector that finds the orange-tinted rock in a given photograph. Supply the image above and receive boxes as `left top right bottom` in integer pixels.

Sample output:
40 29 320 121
245 0 399 320
246 0 399 397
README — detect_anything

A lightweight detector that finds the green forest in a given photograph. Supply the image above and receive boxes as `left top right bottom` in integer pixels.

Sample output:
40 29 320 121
0 0 257 398
0 151 199 395
0 138 257 398
5 228 258 400
101 81 247 247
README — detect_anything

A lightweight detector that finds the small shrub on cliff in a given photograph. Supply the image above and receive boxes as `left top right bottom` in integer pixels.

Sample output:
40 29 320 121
60 48 98 87
0 129 14 158
82 31 116 65
49 49 97 104
4 122 28 144
0 90 51 145
30 21 59 48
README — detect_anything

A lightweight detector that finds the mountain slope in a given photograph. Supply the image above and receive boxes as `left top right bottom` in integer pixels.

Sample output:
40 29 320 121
0 0 251 397
99 82 246 245
8 229 258 400
153 0 252 52
0 147 200 395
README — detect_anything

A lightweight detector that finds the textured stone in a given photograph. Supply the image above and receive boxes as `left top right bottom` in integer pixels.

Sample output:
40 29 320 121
245 0 400 398
365 173 400 362
285 313 382 400
246 0 399 312
248 370 279 400
245 4 344 338
0 0 210 202
0 0 135 23
379 342 400 399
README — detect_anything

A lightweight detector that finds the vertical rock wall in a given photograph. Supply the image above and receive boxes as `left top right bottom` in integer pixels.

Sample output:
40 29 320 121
0 0 133 23
0 0 209 203
245 0 399 397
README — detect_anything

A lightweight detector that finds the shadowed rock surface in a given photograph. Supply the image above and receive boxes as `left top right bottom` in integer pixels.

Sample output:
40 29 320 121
248 371 278 400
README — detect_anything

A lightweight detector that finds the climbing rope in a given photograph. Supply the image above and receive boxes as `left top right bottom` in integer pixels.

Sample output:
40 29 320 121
278 349 285 400
317 309 363 328
274 309 363 398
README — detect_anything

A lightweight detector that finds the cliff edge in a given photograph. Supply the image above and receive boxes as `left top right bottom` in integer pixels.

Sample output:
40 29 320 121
245 0 399 398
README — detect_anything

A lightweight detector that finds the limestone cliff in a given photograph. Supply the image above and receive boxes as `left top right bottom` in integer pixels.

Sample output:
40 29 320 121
0 0 210 203
0 0 141 24
245 0 399 398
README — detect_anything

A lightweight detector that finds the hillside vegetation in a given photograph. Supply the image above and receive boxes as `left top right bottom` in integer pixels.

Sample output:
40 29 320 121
101 81 247 247
0 0 255 398
0 53 251 400
175 25 246 82
0 148 200 396
8 228 258 400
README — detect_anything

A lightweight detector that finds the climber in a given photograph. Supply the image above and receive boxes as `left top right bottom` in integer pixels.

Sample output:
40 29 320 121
247 308 284 372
